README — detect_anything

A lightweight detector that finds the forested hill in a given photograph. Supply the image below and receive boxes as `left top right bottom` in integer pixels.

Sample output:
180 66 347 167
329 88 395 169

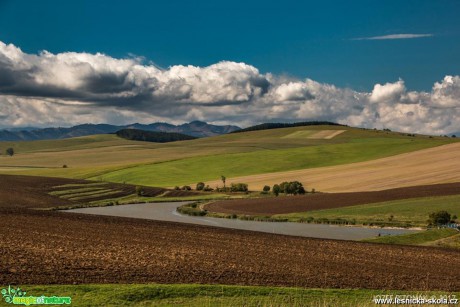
115 129 197 143
232 121 346 133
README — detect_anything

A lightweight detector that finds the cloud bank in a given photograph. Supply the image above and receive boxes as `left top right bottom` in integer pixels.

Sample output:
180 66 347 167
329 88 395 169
0 41 459 134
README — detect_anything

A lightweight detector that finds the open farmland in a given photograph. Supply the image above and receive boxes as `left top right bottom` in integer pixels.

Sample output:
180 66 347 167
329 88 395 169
0 174 198 210
0 175 459 291
205 142 460 192
205 182 460 215
273 194 460 227
0 126 456 188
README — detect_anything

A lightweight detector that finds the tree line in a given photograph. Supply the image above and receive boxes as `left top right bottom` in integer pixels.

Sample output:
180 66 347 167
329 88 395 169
231 121 346 134
116 129 196 143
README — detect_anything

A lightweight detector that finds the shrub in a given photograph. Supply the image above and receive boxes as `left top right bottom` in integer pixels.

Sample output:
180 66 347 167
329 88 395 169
62 164 68 168
6 147 14 156
203 185 213 192
196 182 205 191
181 185 192 191
230 183 248 192
135 186 144 196
272 184 281 196
263 185 270 192
279 181 306 195
174 186 180 190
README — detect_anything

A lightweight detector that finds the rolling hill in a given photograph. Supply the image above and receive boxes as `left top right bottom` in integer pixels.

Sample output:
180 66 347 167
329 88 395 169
0 125 458 189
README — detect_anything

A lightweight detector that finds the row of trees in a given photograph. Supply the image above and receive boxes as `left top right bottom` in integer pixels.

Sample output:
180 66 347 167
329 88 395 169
177 176 308 196
195 180 249 192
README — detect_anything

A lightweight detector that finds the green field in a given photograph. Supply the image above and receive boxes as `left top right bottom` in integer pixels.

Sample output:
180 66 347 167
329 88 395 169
1 284 457 307
0 126 455 187
363 228 459 246
274 195 460 227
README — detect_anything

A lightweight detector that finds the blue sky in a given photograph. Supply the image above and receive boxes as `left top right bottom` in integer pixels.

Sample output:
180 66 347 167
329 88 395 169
0 0 458 91
0 0 459 134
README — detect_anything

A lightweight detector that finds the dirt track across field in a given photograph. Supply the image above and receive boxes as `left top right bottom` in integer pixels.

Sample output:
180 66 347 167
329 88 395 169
1 174 460 290
205 143 460 192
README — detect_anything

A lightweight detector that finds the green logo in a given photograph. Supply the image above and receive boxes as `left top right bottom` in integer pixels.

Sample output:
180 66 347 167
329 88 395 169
1 286 71 305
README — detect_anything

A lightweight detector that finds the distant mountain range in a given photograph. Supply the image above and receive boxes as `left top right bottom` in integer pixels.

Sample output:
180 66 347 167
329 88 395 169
0 121 241 141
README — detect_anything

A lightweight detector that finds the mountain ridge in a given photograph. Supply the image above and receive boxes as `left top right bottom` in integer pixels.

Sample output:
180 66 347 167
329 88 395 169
0 121 241 141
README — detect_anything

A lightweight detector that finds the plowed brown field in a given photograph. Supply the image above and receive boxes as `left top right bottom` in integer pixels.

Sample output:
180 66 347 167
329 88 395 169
204 143 460 192
205 182 460 215
1 175 459 290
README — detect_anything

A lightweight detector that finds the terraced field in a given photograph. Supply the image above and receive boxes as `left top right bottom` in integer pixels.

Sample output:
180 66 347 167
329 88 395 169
0 174 198 210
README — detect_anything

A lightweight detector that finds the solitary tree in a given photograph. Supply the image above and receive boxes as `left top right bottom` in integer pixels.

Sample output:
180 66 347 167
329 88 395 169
221 175 226 189
263 185 271 193
6 147 14 156
428 211 451 225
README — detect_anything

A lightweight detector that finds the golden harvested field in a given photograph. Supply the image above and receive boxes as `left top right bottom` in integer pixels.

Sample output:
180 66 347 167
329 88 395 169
205 142 460 192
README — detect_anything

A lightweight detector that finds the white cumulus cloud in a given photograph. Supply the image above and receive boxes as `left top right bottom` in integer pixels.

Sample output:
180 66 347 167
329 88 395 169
0 41 459 135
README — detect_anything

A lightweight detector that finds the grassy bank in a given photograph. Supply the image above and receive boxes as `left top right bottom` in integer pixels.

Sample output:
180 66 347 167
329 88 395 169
1 284 458 307
363 228 459 247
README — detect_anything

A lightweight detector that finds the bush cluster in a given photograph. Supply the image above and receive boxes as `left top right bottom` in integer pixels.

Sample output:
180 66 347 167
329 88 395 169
272 181 306 196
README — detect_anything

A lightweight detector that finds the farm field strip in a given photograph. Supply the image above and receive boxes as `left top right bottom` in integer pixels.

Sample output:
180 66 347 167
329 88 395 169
49 186 105 196
93 137 451 187
0 126 456 188
272 194 460 227
204 142 460 192
363 228 459 246
206 182 460 216
308 129 346 139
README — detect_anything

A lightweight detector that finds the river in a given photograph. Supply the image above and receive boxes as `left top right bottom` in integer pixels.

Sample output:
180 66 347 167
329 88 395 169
67 201 419 240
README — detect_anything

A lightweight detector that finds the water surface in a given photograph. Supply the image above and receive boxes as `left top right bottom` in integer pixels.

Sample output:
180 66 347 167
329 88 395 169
67 202 419 240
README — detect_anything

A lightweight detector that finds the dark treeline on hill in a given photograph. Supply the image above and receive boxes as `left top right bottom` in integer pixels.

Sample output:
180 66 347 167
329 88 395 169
232 121 346 133
116 129 197 143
